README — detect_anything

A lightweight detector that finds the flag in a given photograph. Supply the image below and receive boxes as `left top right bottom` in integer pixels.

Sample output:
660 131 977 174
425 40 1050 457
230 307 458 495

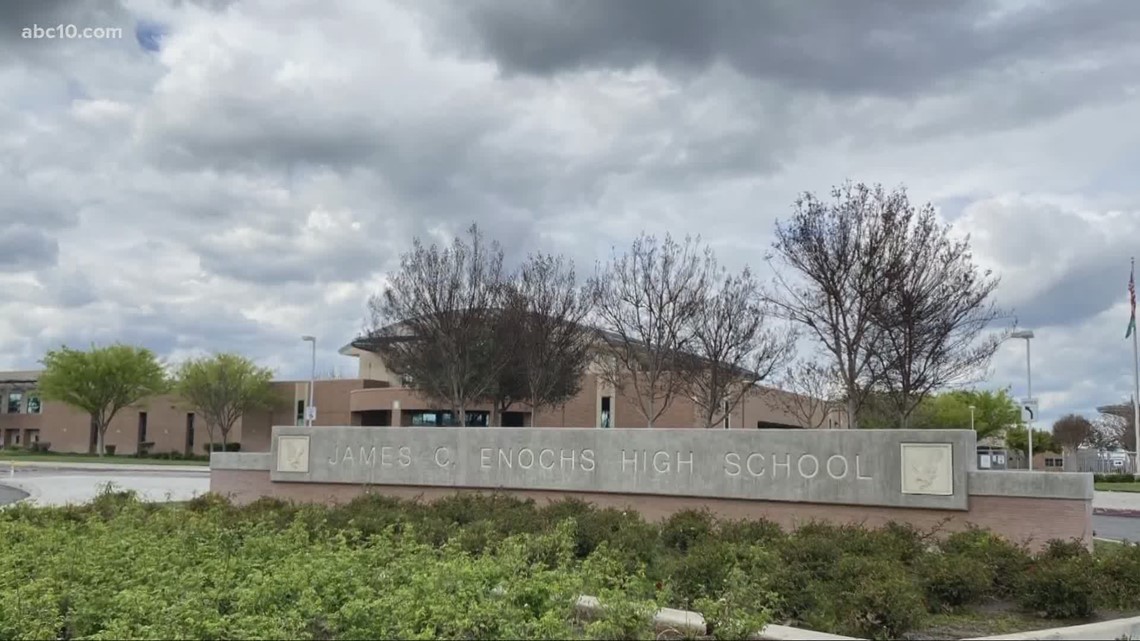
1128 259 1136 339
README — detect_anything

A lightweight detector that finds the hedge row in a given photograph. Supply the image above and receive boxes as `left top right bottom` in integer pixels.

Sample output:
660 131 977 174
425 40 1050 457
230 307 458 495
1 489 1137 640
1094 473 1137 483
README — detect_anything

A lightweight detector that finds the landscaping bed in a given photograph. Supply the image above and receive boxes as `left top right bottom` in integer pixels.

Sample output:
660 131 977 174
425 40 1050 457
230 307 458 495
0 490 1137 640
0 448 209 466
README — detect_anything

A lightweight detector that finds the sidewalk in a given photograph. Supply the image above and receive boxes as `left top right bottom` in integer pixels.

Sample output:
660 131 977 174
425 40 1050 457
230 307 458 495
0 460 209 474
1094 490 1140 517
0 473 208 507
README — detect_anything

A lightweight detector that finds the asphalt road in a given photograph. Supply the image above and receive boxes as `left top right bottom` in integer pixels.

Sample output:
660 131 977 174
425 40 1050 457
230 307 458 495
1094 514 1140 542
0 484 29 506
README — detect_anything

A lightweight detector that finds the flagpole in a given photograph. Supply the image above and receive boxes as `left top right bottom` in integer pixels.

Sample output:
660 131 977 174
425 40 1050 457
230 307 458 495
1132 257 1140 475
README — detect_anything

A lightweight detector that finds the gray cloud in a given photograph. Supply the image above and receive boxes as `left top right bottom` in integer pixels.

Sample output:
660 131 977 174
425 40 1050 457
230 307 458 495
0 225 59 271
425 0 1140 96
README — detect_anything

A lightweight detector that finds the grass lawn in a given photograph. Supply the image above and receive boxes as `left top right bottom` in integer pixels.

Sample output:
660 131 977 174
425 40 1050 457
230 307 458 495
1094 482 1140 492
0 451 208 466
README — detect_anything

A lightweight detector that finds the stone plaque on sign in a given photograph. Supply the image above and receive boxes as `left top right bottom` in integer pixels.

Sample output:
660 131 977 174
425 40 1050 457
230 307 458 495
900 443 954 496
276 435 311 473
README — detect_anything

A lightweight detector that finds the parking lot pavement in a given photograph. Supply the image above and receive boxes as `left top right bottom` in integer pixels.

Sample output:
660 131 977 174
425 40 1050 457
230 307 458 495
0 469 208 507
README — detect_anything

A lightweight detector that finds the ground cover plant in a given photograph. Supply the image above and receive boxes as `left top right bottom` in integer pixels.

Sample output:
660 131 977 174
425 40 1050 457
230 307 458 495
0 488 1136 640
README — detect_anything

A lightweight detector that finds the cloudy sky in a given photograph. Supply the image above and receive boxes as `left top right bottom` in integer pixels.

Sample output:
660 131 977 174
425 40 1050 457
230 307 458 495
2 0 1139 427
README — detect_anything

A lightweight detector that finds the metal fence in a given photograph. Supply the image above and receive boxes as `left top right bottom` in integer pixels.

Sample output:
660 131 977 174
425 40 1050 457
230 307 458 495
1001 449 1136 474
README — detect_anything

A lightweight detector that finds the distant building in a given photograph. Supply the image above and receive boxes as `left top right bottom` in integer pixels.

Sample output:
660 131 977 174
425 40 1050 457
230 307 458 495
0 332 839 455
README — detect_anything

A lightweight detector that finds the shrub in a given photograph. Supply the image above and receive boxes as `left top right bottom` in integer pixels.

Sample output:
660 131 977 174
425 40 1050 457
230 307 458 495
805 556 924 640
695 564 776 641
660 509 714 553
663 541 736 607
918 553 993 612
1097 542 1140 609
715 518 785 547
104 444 117 456
1040 538 1089 561
1019 556 1098 618
940 527 1031 596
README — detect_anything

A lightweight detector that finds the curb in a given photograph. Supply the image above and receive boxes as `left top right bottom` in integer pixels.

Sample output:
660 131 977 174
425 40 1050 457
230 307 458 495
1093 507 1140 518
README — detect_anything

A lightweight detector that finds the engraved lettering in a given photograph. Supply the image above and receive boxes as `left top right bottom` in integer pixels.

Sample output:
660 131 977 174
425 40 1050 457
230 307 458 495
356 446 375 467
342 447 354 465
826 454 849 479
560 449 576 470
518 447 535 470
480 447 493 469
856 454 872 480
539 448 556 470
724 452 741 476
380 446 392 466
677 450 694 475
622 449 637 473
498 448 512 469
746 452 765 477
580 448 596 472
653 450 670 474
772 453 791 479
328 444 339 466
398 446 411 467
797 454 820 479
434 446 450 467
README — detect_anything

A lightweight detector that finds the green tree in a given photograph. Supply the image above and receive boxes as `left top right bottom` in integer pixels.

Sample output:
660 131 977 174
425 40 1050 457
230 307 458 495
911 388 1022 439
174 353 277 451
37 344 169 456
1005 425 1058 455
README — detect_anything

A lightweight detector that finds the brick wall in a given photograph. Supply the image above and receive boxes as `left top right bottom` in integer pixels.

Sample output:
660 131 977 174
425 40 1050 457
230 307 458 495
211 469 1091 551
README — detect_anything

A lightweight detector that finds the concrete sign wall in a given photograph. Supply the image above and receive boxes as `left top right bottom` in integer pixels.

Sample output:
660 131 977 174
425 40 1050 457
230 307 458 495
269 426 976 510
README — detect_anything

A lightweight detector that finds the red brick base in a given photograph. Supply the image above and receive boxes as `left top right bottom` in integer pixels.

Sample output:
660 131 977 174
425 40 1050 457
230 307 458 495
210 469 1092 550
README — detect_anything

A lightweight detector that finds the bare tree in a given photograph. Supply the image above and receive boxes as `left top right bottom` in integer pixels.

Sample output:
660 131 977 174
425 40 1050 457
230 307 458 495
589 233 712 427
366 224 508 427
508 253 594 424
868 198 1006 427
768 359 844 429
683 265 797 428
768 183 900 428
1052 413 1094 454
769 182 1006 428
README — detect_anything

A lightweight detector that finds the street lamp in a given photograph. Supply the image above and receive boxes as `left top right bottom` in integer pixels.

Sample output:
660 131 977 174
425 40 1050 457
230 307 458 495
969 405 976 432
301 336 316 426
1010 329 1035 470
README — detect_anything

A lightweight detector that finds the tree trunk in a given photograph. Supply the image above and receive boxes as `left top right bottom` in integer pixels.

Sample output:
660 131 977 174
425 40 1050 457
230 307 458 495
846 397 858 430
97 427 105 457
490 405 500 428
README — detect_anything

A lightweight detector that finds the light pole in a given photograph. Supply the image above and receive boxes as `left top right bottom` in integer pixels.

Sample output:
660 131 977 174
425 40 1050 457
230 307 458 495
969 405 976 432
1011 329 1035 470
301 335 316 426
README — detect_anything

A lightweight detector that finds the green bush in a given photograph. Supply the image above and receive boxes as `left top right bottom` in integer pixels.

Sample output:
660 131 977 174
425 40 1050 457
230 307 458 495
659 509 714 553
1019 556 1098 618
1040 538 1090 561
918 553 993 612
1097 542 1140 609
805 556 924 640
940 527 1031 596
663 540 736 607
715 518 785 546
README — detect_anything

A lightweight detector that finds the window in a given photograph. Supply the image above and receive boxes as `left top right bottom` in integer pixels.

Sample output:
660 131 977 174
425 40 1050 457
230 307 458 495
1045 457 1064 468
186 413 195 450
296 400 305 426
138 412 148 444
27 430 39 444
600 396 612 428
723 400 730 429
409 411 488 427
7 392 21 414
26 395 40 414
